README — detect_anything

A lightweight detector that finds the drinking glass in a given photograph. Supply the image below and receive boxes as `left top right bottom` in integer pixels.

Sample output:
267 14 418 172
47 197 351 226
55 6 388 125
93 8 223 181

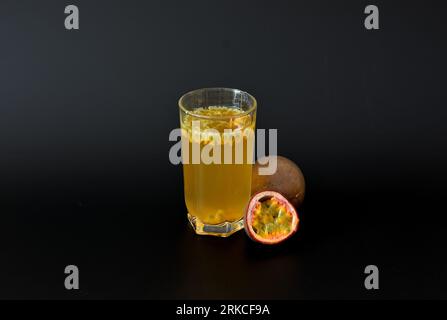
178 88 257 237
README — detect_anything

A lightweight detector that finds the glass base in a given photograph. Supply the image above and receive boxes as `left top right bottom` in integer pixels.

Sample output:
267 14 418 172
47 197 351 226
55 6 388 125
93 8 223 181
187 213 244 237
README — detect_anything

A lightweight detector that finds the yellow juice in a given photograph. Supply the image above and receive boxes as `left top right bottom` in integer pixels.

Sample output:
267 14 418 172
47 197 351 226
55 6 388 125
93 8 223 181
181 107 255 226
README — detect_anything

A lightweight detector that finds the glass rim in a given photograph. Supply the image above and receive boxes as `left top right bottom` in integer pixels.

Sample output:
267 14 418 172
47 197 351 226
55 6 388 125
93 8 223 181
178 87 257 120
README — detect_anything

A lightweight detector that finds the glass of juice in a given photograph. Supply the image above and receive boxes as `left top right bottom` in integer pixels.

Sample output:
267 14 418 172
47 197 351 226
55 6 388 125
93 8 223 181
179 88 257 237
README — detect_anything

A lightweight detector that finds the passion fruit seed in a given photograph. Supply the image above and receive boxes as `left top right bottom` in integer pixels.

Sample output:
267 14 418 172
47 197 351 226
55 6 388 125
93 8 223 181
251 198 293 239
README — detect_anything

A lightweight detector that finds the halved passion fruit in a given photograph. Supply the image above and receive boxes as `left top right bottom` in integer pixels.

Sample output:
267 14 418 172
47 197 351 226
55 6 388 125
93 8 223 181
244 191 299 245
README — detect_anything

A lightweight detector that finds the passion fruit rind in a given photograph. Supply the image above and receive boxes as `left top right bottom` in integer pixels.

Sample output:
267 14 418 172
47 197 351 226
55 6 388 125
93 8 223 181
244 191 299 245
251 156 306 209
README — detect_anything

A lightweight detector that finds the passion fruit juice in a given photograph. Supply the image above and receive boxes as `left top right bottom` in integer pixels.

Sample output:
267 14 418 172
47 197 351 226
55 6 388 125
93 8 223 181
181 106 255 233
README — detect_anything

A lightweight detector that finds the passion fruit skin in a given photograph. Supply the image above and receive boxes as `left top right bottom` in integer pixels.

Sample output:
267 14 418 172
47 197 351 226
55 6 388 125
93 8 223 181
251 156 305 208
244 191 299 245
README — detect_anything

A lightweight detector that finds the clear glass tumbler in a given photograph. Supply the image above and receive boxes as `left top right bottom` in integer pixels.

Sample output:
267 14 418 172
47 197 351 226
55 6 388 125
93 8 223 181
179 88 257 237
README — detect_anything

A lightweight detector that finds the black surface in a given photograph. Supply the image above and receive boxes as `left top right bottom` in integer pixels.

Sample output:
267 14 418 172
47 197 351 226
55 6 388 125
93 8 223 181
0 0 446 299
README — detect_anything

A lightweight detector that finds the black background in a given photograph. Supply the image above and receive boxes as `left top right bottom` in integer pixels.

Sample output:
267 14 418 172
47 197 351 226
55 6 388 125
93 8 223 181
0 0 446 299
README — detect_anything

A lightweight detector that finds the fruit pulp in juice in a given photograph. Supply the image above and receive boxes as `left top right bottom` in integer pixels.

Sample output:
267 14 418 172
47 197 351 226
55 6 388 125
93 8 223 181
181 106 254 225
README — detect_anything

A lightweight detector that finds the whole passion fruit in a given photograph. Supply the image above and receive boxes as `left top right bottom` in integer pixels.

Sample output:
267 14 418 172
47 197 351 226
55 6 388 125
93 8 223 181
244 191 299 245
251 156 305 208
